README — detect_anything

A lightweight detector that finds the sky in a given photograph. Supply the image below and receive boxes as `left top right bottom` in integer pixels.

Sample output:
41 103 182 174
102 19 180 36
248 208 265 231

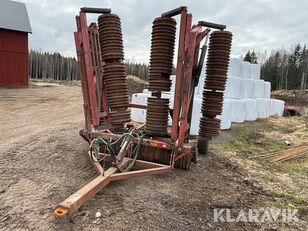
18 0 308 63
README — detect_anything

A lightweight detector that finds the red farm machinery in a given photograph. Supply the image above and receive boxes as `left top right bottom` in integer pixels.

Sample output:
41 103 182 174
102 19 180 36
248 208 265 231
54 6 232 218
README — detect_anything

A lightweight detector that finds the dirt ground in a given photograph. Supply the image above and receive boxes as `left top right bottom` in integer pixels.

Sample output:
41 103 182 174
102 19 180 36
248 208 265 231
271 89 308 106
0 83 304 230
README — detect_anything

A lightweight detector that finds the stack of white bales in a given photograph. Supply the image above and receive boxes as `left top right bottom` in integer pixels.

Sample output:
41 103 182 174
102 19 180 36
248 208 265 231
131 58 284 135
217 58 284 130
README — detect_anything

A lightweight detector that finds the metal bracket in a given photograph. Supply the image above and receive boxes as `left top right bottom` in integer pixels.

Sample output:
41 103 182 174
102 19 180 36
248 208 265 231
80 7 111 14
198 20 226 30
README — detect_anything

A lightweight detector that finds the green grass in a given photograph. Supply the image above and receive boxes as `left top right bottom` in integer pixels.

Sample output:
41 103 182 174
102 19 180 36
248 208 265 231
212 121 286 157
258 173 280 182
211 118 308 216
271 190 307 208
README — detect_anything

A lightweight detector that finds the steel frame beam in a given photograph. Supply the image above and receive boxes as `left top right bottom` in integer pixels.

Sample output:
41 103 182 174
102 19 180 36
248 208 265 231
78 12 99 125
54 155 170 218
171 9 188 141
91 130 193 154
166 8 210 156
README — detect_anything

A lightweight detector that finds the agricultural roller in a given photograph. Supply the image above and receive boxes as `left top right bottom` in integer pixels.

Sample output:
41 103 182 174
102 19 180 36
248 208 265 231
54 6 232 218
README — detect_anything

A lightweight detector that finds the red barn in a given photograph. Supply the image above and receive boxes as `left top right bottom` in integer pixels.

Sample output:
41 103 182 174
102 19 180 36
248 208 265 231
0 0 32 86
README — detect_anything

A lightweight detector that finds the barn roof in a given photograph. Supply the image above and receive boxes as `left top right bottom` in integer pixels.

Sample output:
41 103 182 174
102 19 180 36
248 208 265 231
0 0 32 33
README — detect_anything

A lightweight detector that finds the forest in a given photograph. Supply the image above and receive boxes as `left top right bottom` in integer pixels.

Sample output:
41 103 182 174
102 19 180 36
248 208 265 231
244 43 308 90
28 50 148 81
29 43 308 91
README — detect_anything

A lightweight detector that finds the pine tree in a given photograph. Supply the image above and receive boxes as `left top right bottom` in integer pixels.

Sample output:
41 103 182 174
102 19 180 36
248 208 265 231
250 51 258 64
243 50 252 63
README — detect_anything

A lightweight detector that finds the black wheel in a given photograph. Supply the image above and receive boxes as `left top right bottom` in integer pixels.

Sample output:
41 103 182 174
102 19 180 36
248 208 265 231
197 137 209 155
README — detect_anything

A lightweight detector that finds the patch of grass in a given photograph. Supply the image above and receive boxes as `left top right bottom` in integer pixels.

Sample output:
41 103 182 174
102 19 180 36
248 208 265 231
274 159 308 176
259 173 280 182
230 139 263 156
274 123 298 133
271 190 307 207
210 143 232 154
210 117 308 229
223 123 286 157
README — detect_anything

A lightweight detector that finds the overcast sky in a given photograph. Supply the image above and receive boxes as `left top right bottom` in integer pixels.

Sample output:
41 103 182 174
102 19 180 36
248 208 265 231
20 0 307 63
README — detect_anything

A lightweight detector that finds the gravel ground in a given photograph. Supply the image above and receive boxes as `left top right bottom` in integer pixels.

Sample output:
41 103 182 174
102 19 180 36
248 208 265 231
0 83 282 230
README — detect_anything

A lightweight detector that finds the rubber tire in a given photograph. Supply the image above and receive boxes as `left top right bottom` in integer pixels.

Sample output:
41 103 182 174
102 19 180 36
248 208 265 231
197 137 209 155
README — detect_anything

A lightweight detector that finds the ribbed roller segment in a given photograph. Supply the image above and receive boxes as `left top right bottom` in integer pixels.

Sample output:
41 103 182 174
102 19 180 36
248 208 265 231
103 62 129 110
98 13 130 127
199 30 232 139
145 17 176 136
199 117 221 138
98 14 124 61
145 97 169 136
148 17 176 92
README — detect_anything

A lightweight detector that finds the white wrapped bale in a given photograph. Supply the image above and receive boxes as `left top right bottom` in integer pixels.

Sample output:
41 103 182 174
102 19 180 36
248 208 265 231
275 99 285 117
264 81 271 99
230 99 246 123
131 93 151 123
217 99 232 130
240 61 251 78
224 76 242 99
243 98 258 121
170 75 176 92
254 80 265 98
240 79 255 98
190 96 232 134
227 58 242 77
163 92 174 109
189 96 203 135
131 92 174 124
256 98 271 118
250 63 261 80
161 92 174 126
196 75 205 96
270 99 285 116
170 74 199 96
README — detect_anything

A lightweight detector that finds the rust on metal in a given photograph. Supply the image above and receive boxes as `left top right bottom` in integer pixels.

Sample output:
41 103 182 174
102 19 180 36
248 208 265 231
148 17 176 92
198 30 232 139
65 6 229 219
98 13 130 126
98 13 124 61
198 116 221 138
145 97 170 136
108 110 131 125
201 90 224 115
146 16 176 136
54 158 171 218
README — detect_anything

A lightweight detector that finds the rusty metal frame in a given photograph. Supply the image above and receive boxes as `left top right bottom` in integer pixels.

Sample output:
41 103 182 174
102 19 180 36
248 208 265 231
54 6 214 219
171 8 188 141
91 130 193 154
78 12 99 126
54 154 170 218
163 8 210 157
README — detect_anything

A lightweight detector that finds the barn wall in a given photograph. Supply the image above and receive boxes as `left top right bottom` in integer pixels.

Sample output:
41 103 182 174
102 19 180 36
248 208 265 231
0 29 28 86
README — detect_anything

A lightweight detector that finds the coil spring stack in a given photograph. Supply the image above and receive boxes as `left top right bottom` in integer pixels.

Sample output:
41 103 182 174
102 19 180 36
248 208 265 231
145 17 176 136
98 13 130 127
199 31 232 140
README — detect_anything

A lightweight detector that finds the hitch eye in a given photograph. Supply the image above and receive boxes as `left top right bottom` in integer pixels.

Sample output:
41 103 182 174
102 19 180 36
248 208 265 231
54 207 69 218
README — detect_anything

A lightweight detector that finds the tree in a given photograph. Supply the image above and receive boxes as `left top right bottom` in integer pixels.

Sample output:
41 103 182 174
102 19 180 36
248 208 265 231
250 51 258 64
243 50 252 63
29 50 150 81
260 43 308 90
